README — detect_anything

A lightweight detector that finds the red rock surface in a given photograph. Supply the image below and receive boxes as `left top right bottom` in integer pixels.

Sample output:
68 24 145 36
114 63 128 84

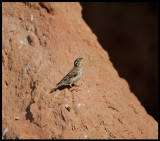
2 2 158 139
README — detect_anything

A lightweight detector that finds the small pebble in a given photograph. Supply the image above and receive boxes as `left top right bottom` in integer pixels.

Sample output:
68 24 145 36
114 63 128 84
31 15 33 22
65 104 69 108
3 128 8 136
65 104 71 112
20 40 24 44
78 103 81 107
84 135 88 139
15 116 19 120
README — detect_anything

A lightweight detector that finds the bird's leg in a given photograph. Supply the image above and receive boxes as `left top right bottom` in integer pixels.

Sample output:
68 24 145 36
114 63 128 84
69 84 72 88
73 83 82 87
69 83 81 92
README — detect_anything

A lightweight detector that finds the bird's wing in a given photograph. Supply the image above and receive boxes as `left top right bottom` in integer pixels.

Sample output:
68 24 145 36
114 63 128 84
56 67 78 86
66 67 79 78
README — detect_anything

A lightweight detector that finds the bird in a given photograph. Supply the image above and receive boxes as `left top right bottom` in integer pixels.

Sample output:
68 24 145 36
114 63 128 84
50 57 83 93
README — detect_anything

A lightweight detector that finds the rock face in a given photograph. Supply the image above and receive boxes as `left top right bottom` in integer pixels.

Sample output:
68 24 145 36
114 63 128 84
2 2 158 139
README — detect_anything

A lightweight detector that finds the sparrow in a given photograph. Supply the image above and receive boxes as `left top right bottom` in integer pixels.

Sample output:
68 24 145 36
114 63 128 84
50 57 83 93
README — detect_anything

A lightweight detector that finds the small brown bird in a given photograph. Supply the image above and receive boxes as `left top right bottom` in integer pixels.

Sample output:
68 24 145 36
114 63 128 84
50 57 83 93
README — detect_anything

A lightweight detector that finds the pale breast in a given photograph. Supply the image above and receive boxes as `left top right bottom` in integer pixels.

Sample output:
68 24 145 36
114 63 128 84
72 68 82 83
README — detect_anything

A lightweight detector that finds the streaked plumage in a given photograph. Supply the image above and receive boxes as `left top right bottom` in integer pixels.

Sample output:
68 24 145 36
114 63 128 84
50 57 83 93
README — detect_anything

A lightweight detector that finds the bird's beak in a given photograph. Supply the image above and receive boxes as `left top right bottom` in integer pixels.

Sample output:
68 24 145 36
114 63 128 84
80 57 83 61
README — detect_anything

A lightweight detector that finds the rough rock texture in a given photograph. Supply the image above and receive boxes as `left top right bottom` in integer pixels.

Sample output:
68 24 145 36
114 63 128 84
2 2 158 139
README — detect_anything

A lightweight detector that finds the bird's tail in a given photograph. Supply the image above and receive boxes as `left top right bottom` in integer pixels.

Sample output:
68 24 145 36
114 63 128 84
50 86 58 93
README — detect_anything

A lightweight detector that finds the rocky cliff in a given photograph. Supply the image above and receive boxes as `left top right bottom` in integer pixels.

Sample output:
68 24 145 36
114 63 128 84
2 2 158 139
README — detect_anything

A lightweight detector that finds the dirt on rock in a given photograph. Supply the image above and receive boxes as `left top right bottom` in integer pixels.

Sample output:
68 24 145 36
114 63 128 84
2 2 158 139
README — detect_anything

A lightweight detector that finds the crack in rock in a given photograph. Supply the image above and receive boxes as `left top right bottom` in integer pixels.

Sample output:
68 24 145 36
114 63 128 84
39 2 54 14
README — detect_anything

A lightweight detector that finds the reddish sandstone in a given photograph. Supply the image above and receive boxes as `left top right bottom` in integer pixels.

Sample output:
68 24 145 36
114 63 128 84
2 2 158 139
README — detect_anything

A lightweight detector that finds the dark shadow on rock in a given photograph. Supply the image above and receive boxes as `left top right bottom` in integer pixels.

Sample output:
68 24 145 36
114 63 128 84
50 84 77 94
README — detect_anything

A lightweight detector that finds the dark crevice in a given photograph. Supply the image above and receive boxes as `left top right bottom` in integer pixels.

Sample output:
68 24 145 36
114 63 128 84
30 81 37 95
61 111 66 122
27 35 34 46
25 81 37 122
25 99 41 128
39 2 52 14
34 27 41 46
25 100 34 122
107 105 119 112
25 80 41 127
